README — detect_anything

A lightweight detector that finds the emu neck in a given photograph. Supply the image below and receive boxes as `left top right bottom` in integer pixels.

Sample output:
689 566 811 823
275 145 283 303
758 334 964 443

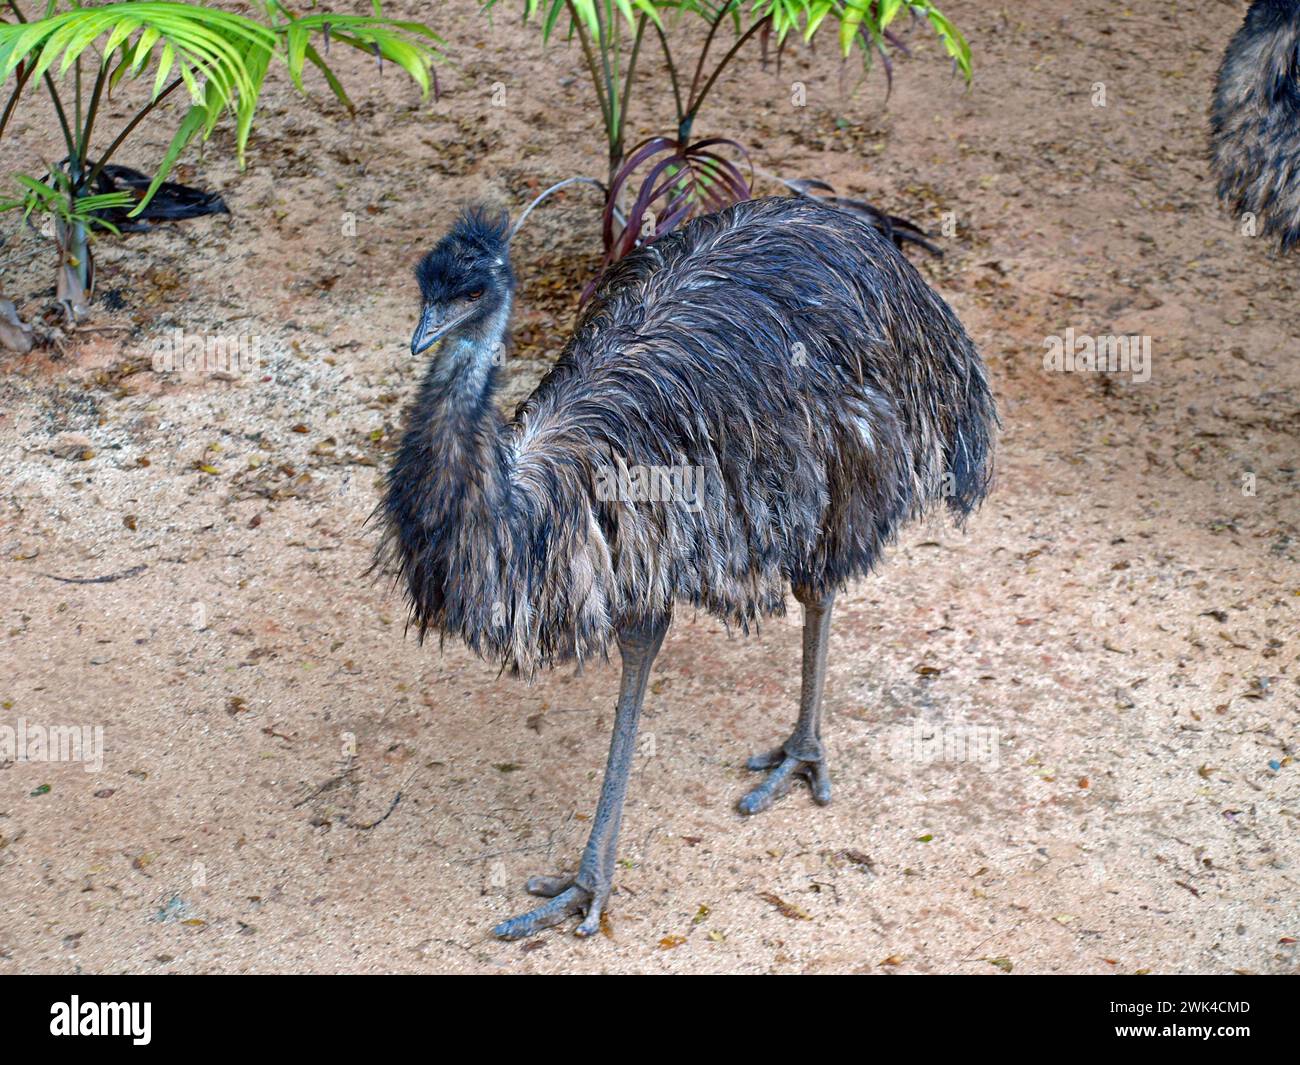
426 298 509 396
400 303 512 524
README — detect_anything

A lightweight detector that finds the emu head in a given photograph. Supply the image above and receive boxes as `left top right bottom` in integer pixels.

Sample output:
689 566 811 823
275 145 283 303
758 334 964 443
411 207 515 356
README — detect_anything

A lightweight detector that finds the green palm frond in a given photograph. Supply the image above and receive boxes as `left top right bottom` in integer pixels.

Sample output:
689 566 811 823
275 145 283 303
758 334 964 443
0 171 134 235
269 10 444 101
494 0 968 77
485 0 662 44
0 2 445 215
832 0 969 76
0 4 278 143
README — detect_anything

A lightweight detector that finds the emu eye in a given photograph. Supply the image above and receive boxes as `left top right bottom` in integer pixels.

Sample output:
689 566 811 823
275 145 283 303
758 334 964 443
466 290 484 301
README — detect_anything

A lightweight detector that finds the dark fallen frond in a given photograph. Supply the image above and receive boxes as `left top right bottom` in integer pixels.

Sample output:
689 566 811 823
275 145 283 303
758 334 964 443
90 164 229 231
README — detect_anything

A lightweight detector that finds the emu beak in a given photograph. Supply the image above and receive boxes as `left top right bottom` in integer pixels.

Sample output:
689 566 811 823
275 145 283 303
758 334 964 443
411 305 472 356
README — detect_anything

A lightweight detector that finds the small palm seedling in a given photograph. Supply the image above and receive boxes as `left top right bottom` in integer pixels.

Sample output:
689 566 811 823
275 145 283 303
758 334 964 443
0 169 131 317
489 0 971 276
0 1 444 321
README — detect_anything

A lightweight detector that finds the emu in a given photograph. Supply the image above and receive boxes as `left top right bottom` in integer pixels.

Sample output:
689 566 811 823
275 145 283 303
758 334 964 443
378 196 997 939
1211 0 1300 250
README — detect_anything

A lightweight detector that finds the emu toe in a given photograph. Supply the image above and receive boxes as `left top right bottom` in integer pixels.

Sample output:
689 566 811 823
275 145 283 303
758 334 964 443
492 877 603 940
738 748 832 815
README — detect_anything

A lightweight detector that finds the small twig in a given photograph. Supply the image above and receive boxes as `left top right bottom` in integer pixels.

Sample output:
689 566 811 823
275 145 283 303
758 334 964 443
0 245 48 269
961 923 1024 962
293 757 358 808
347 765 421 831
453 842 554 866
41 563 146 584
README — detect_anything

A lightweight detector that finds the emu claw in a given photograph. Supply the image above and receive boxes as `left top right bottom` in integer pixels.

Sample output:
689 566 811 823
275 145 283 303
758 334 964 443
739 749 831 815
493 877 603 940
525 874 576 898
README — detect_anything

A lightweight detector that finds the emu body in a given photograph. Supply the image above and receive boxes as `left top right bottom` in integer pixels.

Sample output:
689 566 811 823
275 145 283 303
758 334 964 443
1211 0 1300 250
380 196 996 938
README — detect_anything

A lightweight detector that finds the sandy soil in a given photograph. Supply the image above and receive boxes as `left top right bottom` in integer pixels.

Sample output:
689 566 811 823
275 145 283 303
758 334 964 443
0 0 1296 974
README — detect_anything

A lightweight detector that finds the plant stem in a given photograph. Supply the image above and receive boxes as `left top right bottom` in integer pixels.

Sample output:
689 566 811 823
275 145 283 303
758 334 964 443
0 59 36 140
612 14 647 173
74 56 82 164
55 212 91 304
69 216 89 292
80 78 184 194
596 1 618 155
650 19 684 129
686 0 737 114
566 0 612 146
685 14 772 135
76 61 110 187
46 76 77 166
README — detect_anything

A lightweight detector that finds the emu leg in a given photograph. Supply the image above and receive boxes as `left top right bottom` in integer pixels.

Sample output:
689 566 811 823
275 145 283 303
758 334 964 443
492 618 668 940
739 586 835 815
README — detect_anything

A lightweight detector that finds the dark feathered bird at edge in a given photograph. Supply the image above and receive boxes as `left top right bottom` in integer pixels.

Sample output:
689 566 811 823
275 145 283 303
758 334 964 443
1211 0 1300 250
376 195 997 938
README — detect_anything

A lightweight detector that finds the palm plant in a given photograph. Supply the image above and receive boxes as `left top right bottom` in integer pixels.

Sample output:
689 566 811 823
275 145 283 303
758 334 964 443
0 1 443 319
493 0 970 273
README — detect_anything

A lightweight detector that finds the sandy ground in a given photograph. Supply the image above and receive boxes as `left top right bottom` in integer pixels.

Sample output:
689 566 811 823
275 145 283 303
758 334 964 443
0 0 1296 974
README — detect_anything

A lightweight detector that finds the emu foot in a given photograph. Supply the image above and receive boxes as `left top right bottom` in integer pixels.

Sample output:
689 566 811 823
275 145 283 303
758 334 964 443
492 874 605 940
738 746 831 815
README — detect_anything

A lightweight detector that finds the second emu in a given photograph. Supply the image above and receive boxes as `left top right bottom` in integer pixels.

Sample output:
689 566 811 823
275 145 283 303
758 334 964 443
1211 0 1300 251
379 196 997 939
